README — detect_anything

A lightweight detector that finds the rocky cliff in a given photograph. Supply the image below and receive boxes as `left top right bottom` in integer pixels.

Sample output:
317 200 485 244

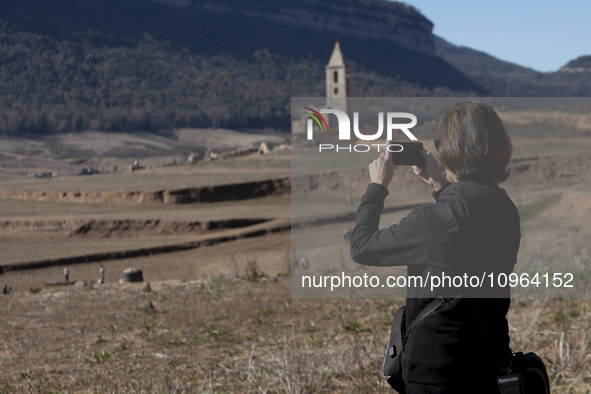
198 0 435 56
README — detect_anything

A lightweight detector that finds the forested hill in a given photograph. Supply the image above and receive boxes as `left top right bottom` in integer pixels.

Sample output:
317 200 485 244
435 36 591 97
0 0 484 135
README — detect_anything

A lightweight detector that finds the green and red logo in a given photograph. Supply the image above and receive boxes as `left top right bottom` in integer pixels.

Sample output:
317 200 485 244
302 107 329 131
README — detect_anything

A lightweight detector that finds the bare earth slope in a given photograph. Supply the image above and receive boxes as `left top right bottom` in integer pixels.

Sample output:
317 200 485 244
0 129 286 182
1 104 591 392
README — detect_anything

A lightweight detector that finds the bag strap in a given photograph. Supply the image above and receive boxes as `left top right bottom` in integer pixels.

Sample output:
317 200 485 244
400 201 465 344
403 296 453 345
432 202 461 235
431 202 497 354
410 297 448 328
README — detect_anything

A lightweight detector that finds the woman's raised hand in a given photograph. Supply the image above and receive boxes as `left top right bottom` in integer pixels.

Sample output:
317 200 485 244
412 150 448 191
369 139 398 188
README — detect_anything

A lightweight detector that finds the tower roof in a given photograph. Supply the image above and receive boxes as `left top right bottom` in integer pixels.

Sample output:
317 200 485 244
327 41 346 67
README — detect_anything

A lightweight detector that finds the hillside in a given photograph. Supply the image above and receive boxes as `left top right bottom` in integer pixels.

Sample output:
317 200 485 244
435 36 591 96
560 55 591 72
0 0 482 135
2 0 591 136
1 0 476 90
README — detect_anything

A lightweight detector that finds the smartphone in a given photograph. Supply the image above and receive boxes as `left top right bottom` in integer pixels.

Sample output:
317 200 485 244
390 141 425 166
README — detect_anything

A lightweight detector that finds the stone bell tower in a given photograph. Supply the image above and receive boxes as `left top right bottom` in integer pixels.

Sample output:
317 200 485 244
325 41 351 114
293 41 352 135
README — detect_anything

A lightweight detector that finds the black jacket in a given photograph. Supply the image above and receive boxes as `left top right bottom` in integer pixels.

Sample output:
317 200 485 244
350 181 521 385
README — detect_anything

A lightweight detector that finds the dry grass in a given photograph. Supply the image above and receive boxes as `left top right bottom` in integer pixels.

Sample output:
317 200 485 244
1 277 589 393
508 298 591 393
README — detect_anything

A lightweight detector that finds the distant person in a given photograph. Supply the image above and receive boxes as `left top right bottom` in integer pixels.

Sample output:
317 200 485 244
113 165 118 172
7 287 11 295
300 257 309 270
99 265 105 284
343 228 352 244
351 100 520 393
64 267 70 282
2 285 7 295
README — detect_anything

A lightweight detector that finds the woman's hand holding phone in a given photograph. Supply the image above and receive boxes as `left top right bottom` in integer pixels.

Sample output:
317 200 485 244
369 139 398 188
412 150 448 191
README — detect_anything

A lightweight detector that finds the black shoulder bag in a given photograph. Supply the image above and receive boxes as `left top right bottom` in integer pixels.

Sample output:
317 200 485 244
382 202 550 394
382 295 455 393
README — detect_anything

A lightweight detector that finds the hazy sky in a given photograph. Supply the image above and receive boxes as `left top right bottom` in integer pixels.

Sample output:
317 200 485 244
400 0 590 72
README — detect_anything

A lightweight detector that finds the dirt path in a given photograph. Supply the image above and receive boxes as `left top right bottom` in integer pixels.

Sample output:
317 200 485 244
1 217 290 273
0 230 291 293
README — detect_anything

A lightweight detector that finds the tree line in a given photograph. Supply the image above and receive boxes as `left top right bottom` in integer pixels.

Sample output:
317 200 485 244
0 23 460 136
